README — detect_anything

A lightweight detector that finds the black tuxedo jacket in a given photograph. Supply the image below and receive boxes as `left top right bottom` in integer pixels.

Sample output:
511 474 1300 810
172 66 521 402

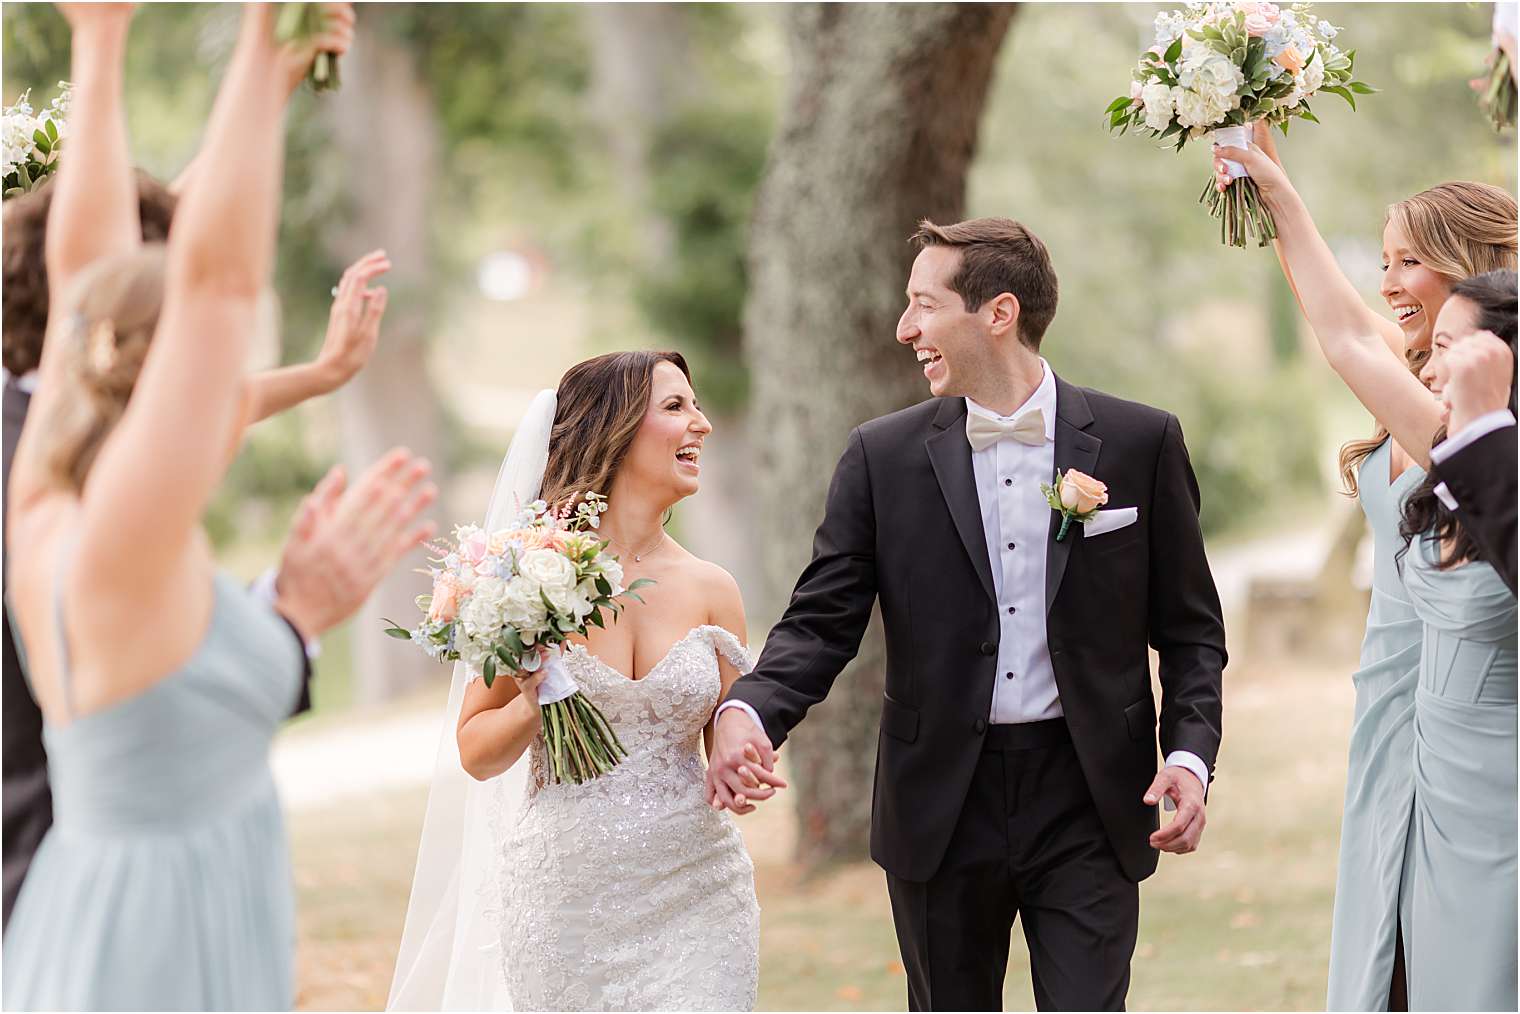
1431 423 1517 594
726 377 1226 883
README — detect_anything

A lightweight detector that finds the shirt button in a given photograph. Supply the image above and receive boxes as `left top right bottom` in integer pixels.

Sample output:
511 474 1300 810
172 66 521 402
974 718 987 734
979 641 996 656
1006 606 1016 615
1003 478 1013 487
1007 542 1015 551
1004 671 1015 680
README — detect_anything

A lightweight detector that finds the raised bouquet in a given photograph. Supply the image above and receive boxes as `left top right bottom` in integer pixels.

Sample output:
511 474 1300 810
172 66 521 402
385 493 652 785
1105 2 1373 247
276 3 341 92
3 83 69 200
1478 3 1517 131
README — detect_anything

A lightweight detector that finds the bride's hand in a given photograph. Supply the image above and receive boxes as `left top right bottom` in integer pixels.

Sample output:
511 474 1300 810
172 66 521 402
513 646 553 707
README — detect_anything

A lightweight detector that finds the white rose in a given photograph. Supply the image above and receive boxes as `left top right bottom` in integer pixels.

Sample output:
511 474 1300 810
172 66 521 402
1298 51 1325 95
1140 81 1176 131
519 549 577 596
500 575 549 630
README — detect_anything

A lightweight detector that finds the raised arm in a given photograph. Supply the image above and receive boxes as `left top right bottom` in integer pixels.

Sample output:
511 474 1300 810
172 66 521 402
75 4 354 588
243 248 390 425
1213 127 1442 464
1214 122 1406 361
15 4 140 478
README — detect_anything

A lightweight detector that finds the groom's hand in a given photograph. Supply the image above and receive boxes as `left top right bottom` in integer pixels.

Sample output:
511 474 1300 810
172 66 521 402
1145 767 1206 854
706 709 787 815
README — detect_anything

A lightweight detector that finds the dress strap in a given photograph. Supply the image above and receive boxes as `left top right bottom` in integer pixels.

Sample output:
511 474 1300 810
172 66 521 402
700 625 755 676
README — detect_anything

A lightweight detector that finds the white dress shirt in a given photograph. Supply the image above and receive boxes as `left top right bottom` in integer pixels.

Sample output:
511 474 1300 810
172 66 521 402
1430 409 1516 511
719 359 1208 798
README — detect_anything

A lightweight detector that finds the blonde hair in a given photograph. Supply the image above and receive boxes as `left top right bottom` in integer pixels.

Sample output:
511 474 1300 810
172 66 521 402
1337 181 1518 496
40 245 167 492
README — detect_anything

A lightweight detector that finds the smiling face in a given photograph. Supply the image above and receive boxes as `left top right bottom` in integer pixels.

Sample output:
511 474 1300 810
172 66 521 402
620 360 712 502
896 245 1010 399
1420 295 1483 429
1381 217 1455 352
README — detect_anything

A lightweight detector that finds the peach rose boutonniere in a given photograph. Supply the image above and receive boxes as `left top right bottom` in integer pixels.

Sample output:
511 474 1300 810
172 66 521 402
1040 468 1109 542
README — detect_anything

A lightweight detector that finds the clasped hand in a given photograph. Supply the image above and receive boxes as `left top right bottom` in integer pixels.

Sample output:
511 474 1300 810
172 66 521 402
705 710 787 815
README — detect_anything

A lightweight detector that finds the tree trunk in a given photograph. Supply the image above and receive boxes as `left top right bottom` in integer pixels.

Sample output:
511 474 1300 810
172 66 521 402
743 3 1017 870
323 22 448 704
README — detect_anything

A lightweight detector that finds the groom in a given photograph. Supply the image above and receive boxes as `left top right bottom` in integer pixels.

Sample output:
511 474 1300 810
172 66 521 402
708 217 1226 1011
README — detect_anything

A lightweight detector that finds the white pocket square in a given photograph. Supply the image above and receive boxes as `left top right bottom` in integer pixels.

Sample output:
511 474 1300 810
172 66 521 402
1083 506 1138 537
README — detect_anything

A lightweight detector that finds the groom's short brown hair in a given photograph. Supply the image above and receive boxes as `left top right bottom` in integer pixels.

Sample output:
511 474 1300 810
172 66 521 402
911 217 1059 351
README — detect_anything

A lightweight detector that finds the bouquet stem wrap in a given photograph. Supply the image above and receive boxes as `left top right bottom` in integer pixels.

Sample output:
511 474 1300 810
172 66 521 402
1200 124 1277 248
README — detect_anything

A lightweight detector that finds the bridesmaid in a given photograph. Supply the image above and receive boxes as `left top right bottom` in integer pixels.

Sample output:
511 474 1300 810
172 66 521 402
0 5 398 1010
1213 124 1515 1010
1395 272 1516 1012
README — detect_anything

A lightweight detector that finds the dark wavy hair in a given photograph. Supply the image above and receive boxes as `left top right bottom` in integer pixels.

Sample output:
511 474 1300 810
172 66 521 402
1398 270 1518 570
539 350 692 513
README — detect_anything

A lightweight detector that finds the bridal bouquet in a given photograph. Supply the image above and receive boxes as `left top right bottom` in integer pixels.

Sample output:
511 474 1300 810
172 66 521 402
276 3 341 92
3 83 69 200
385 493 652 784
1105 2 1373 247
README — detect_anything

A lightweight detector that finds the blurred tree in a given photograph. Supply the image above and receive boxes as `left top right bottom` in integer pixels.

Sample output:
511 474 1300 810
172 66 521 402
743 3 1018 870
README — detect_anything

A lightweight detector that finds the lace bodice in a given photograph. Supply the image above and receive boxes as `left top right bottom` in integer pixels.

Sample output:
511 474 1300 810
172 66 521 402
492 625 760 1011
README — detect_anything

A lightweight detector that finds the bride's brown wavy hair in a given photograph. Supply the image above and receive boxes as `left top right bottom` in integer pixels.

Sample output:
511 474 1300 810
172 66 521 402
1338 181 1517 497
539 350 692 512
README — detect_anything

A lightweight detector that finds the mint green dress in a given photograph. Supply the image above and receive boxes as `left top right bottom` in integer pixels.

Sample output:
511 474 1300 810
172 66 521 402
2 571 303 1010
1326 441 1425 1011
1401 533 1517 1011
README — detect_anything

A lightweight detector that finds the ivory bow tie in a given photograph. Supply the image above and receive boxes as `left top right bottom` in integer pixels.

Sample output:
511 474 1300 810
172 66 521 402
965 409 1048 451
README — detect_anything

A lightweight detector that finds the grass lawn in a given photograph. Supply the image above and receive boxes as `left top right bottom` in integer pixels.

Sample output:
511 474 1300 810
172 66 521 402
291 652 1353 1011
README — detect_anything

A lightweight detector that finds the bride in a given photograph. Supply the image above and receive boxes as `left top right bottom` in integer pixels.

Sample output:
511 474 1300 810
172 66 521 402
388 350 766 1011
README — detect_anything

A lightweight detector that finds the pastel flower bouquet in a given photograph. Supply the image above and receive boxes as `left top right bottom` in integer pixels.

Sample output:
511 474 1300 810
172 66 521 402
3 83 70 200
385 493 652 785
1105 2 1374 247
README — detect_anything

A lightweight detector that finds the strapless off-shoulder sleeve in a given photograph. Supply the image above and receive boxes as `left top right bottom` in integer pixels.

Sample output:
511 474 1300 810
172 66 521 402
697 625 755 676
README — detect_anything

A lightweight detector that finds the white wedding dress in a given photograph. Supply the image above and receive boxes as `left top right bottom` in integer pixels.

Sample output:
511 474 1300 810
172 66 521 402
387 391 759 1012
487 626 760 1011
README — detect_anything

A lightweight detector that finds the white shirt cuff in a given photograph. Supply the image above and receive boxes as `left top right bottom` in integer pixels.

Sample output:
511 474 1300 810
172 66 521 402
1431 411 1516 463
251 567 321 660
1163 750 1210 812
715 699 764 733
1434 482 1459 511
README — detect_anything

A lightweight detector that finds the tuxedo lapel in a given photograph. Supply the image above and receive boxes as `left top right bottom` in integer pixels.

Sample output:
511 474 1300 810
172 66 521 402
925 399 996 604
1046 378 1100 614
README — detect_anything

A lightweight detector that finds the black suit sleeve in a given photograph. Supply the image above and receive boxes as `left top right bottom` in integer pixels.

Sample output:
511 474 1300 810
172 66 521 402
724 428 879 747
1147 415 1226 778
1432 424 1517 594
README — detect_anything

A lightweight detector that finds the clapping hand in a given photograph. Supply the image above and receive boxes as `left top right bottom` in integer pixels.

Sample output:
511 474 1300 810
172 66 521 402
273 447 437 641
316 248 390 389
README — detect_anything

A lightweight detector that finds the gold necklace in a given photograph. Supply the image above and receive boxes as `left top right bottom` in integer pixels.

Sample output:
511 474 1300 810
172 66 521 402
605 530 666 563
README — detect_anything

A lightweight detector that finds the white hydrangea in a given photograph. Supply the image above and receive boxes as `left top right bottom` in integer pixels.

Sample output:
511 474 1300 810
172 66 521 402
499 575 547 631
1174 48 1244 129
1140 81 1177 131
1153 10 1186 48
1316 19 1338 40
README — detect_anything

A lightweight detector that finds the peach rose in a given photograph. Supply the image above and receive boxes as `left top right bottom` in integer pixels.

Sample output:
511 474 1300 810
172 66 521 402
1059 469 1109 514
428 576 463 624
1273 44 1306 76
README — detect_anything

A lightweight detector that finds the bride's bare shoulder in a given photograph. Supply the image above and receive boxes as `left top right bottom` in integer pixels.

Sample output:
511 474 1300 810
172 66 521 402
663 542 745 611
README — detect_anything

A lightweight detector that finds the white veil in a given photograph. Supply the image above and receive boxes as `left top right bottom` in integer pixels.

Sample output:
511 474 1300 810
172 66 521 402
387 389 558 1011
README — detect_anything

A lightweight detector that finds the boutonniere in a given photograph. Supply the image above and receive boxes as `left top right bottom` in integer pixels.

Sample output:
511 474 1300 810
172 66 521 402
1040 468 1109 542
